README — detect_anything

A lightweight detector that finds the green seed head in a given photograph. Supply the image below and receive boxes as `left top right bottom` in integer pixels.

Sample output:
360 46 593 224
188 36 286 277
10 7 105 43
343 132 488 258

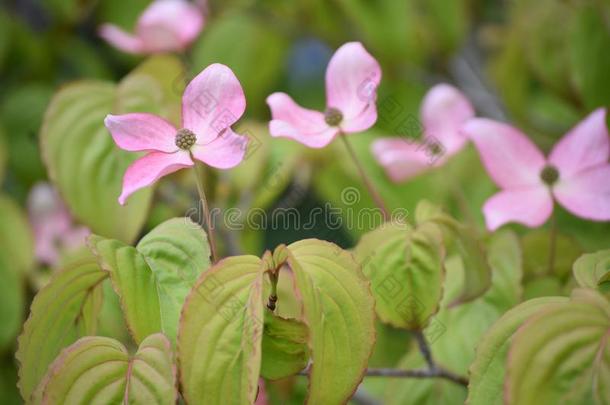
540 164 559 186
324 107 343 127
175 128 196 150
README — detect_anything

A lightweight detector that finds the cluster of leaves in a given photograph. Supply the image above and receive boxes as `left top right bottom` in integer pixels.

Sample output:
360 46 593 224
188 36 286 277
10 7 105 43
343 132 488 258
16 216 377 404
2 0 610 404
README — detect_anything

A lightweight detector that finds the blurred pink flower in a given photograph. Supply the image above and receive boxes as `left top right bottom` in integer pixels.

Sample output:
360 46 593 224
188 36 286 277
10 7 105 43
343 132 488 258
372 84 474 182
99 0 204 55
462 108 610 230
254 379 269 405
104 63 248 205
267 42 381 148
28 183 89 266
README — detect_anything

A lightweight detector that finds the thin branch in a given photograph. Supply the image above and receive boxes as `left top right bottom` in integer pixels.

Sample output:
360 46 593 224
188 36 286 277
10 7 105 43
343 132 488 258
548 207 558 273
192 163 218 263
297 366 468 387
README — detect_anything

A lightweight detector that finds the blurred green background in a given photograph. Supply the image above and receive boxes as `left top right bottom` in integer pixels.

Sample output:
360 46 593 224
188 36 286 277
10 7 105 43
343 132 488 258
1 0 609 403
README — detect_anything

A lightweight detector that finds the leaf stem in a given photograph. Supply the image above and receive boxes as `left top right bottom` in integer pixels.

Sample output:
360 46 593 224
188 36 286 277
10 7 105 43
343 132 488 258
339 133 390 221
414 330 435 370
192 162 218 263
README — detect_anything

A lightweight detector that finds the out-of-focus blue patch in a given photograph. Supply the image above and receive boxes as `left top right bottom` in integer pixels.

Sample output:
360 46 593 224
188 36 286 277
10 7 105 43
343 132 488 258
285 38 333 108
287 38 332 86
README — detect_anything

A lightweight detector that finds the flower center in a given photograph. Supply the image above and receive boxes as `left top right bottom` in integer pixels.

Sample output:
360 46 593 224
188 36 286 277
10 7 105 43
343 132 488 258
324 107 343 127
540 164 559 186
175 128 196 150
428 142 442 155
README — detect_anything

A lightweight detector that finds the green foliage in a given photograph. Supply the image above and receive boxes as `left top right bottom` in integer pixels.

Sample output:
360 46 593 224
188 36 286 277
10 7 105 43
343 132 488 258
0 196 33 352
89 218 211 344
285 239 375 404
355 221 445 330
6 1 610 403
0 84 53 185
0 195 35 276
385 230 523 404
573 250 610 298
569 5 610 109
415 200 491 305
33 334 176 404
178 255 264 405
261 312 309 380
0 254 24 353
16 256 107 401
179 239 375 404
467 297 568 405
506 289 610 405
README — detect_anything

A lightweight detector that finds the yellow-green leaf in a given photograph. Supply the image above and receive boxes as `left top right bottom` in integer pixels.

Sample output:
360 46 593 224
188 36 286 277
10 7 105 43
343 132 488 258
16 256 106 401
286 239 376 404
0 195 35 274
178 255 264 405
261 311 309 380
467 296 568 405
415 200 491 306
573 250 610 297
35 334 176 405
506 289 610 405
89 218 211 344
355 222 445 329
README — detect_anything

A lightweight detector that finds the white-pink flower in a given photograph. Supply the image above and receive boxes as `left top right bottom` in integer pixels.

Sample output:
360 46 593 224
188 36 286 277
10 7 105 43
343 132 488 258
99 0 204 55
104 63 248 205
267 42 381 148
462 108 610 230
28 183 90 266
372 84 474 182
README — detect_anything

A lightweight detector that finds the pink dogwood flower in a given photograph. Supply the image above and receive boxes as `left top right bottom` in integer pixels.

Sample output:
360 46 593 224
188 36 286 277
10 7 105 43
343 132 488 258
372 84 474 182
267 42 381 148
99 0 204 55
104 63 249 205
462 108 610 230
28 183 90 266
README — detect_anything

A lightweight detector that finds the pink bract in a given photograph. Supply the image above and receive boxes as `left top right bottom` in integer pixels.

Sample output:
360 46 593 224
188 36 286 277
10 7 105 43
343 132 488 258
462 108 610 230
372 83 475 182
267 42 381 148
99 0 204 55
104 63 249 205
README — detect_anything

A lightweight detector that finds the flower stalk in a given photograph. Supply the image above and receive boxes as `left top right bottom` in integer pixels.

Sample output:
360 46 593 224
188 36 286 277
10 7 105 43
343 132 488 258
193 162 218 263
340 133 391 221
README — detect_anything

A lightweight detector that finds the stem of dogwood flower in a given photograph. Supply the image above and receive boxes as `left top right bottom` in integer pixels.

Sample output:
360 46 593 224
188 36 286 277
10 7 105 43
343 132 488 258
548 207 557 274
193 162 218 263
339 133 391 221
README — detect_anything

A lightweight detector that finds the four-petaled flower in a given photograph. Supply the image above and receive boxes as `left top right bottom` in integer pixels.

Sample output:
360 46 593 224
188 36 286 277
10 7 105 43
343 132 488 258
462 108 610 230
99 0 204 55
372 84 474 182
266 42 381 148
104 63 249 205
